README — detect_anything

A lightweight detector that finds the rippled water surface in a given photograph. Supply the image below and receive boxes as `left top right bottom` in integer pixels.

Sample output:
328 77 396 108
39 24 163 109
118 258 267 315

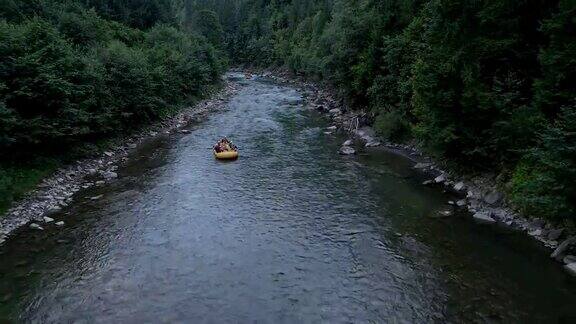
1 74 576 323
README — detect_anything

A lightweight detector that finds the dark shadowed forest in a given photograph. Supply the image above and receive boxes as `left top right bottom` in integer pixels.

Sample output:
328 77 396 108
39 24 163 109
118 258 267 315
1 0 575 223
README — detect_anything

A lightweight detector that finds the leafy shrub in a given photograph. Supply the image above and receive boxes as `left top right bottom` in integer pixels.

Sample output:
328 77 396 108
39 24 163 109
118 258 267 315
509 107 576 221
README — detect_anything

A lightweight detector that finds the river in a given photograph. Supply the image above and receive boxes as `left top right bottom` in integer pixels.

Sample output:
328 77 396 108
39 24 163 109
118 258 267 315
1 74 575 323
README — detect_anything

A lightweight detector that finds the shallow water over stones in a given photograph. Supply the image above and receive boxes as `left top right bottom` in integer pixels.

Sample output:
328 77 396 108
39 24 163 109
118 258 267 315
1 75 576 323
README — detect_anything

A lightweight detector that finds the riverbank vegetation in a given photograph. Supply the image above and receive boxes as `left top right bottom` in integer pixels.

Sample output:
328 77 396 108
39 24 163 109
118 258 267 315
0 0 224 213
191 0 575 224
1 0 575 225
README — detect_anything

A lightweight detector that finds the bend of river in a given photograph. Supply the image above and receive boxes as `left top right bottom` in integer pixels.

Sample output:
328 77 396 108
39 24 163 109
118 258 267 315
1 74 575 323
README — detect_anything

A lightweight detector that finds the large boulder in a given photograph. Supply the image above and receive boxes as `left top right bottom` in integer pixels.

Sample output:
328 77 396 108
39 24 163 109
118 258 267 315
473 212 495 224
483 191 503 205
551 236 576 261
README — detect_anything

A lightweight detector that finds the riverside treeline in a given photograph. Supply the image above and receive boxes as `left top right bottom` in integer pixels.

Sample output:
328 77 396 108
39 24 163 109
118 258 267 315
195 0 575 224
0 0 224 211
1 0 575 225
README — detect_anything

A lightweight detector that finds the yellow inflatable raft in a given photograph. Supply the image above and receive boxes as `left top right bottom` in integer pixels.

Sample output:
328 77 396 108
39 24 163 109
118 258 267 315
214 150 239 160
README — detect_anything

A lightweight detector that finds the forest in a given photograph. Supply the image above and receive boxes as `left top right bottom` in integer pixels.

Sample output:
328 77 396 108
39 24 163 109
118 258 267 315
194 0 576 224
1 0 575 224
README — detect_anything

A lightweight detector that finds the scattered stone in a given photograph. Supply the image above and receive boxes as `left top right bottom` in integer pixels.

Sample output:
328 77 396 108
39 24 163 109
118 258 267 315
180 129 191 134
339 146 356 155
437 209 454 218
46 206 62 215
42 216 54 223
104 151 114 157
96 180 105 185
483 191 503 205
453 182 466 192
434 174 447 183
365 141 381 147
422 180 434 186
473 212 495 224
90 195 103 201
528 229 543 237
565 263 576 277
448 201 455 205
342 139 353 146
55 221 65 227
329 108 342 115
548 228 564 241
456 199 467 207
101 171 118 180
323 132 333 135
551 236 576 261
326 126 337 131
29 223 44 231
149 131 158 136
563 255 576 265
414 163 432 169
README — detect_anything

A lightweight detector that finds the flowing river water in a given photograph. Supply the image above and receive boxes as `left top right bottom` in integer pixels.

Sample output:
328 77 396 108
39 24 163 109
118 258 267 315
1 74 575 323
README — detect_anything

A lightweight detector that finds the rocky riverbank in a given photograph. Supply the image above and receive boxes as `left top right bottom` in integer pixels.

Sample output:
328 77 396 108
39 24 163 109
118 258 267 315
244 68 576 276
0 79 239 245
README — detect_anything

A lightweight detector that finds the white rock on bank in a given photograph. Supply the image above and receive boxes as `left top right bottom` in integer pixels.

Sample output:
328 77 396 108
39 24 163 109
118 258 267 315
326 126 337 131
29 223 44 231
342 139 353 146
434 174 447 183
365 141 381 147
43 216 54 223
473 212 495 224
454 181 466 192
55 221 65 227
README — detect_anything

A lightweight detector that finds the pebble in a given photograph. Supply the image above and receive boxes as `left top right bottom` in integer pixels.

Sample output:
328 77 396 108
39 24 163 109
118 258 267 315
29 223 44 231
339 146 356 155
43 216 54 223
414 163 432 169
55 221 65 227
326 126 337 131
434 174 446 183
454 181 466 191
456 199 467 207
